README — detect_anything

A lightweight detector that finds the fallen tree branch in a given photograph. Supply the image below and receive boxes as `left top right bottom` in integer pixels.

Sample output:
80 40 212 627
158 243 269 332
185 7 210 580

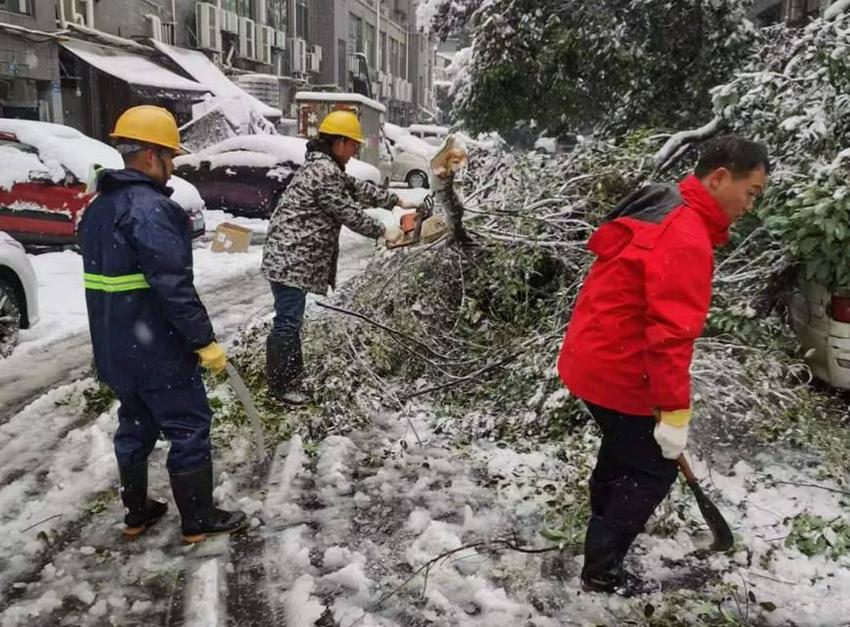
316 301 452 362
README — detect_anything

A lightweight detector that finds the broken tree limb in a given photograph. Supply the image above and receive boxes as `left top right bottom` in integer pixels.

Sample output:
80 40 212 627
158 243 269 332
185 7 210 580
825 0 850 20
316 301 453 362
653 116 723 172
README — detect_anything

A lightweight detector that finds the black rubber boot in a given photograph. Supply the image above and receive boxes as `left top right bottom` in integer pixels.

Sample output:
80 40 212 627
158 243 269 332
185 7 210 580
580 515 633 594
265 329 304 402
169 465 247 543
118 461 168 537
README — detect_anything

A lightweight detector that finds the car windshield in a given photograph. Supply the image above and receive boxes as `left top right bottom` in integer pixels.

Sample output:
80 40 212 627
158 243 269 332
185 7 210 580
0 139 39 154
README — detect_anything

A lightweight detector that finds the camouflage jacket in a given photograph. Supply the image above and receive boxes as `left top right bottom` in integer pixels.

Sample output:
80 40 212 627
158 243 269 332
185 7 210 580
261 150 398 294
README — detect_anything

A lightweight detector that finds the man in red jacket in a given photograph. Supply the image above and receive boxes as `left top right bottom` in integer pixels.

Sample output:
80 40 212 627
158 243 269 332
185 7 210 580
558 135 769 594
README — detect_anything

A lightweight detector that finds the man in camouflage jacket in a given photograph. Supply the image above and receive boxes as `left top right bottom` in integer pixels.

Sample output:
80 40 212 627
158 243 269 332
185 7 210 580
261 110 412 405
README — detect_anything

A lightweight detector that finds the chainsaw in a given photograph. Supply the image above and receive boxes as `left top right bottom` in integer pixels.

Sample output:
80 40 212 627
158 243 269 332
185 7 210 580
387 195 447 249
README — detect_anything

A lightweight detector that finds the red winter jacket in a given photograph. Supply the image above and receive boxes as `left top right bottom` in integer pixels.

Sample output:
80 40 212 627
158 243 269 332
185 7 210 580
557 175 730 416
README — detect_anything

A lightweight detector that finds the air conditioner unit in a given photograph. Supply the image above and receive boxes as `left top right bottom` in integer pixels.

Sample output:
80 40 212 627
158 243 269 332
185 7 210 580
256 25 273 65
145 14 163 42
291 38 307 74
60 0 94 27
309 45 323 64
273 30 287 50
239 17 257 60
196 2 222 51
307 50 321 73
222 10 239 34
274 53 286 77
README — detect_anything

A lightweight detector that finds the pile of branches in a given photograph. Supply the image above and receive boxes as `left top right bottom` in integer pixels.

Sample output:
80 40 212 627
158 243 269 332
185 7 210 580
225 132 850 473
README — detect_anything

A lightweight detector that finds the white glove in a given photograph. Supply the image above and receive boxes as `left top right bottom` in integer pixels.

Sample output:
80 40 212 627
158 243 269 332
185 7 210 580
653 421 689 460
383 226 404 245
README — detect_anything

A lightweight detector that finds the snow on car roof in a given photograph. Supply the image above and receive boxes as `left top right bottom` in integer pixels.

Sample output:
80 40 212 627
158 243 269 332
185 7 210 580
0 119 123 185
0 146 49 191
383 123 436 160
408 124 449 135
174 135 380 183
61 40 209 93
168 175 204 213
153 41 282 119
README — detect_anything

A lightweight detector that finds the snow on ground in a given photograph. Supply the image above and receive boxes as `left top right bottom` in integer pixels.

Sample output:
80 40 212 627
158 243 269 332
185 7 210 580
10 242 262 356
13 184 847 625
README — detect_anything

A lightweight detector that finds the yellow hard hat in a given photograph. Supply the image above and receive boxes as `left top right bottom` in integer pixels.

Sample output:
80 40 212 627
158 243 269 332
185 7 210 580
318 110 364 143
110 105 184 153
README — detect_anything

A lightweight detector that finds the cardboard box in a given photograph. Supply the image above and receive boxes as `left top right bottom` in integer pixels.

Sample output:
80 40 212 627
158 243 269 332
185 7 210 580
211 222 252 253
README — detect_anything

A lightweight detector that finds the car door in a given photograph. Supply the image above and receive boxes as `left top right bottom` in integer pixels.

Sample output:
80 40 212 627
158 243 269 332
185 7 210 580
0 138 89 246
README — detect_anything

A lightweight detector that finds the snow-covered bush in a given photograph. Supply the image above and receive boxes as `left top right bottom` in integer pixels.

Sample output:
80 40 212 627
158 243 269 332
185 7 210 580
714 15 850 290
419 0 753 137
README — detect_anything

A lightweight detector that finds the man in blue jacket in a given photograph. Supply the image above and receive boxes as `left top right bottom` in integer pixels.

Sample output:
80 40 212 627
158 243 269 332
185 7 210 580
79 105 245 543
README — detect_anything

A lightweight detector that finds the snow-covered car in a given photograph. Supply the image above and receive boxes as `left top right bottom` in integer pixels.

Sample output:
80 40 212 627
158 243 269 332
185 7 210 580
788 281 850 389
0 231 39 357
379 123 435 189
173 135 381 218
408 124 450 146
0 120 205 245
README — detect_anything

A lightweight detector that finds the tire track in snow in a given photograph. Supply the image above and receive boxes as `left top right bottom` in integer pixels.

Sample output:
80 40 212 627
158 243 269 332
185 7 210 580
0 270 273 425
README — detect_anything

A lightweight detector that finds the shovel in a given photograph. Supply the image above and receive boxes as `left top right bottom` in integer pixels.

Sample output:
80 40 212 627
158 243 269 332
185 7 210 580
677 453 734 552
225 363 268 461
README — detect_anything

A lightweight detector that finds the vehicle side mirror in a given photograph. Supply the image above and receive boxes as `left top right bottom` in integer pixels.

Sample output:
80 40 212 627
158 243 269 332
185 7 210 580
199 160 211 172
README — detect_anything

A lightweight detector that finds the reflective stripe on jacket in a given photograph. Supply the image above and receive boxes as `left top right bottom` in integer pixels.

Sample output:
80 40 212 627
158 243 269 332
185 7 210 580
79 168 214 393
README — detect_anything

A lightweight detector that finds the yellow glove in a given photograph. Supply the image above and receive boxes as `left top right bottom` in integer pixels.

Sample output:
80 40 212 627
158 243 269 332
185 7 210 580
196 342 227 375
658 409 691 427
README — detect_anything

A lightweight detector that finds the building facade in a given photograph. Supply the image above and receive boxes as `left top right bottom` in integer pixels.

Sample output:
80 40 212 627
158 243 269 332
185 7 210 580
751 0 832 25
0 0 60 121
0 0 438 128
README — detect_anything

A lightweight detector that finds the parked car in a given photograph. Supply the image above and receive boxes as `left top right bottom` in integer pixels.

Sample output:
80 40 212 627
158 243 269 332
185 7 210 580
788 281 850 389
173 135 381 218
0 120 205 246
379 123 434 189
0 231 39 357
408 124 450 146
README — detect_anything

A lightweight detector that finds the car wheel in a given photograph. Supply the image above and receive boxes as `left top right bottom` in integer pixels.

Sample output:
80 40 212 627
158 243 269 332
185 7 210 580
0 279 22 358
406 170 429 189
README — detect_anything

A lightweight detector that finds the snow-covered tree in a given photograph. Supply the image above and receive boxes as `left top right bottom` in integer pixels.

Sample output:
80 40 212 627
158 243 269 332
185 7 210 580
419 0 754 137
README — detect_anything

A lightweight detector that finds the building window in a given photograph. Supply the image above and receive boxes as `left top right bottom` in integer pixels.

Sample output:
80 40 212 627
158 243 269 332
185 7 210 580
296 0 308 40
349 13 363 53
389 37 400 77
364 23 376 68
400 36 407 80
267 0 286 30
0 0 31 14
380 32 387 72
221 0 253 18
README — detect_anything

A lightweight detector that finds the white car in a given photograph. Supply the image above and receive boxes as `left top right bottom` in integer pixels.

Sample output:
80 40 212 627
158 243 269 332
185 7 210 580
0 231 39 357
379 123 435 189
788 281 850 389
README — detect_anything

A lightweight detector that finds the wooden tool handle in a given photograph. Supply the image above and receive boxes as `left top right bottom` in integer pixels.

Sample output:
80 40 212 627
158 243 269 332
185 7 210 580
677 453 697 482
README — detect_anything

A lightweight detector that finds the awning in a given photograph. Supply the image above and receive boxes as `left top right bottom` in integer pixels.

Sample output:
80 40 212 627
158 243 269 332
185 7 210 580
152 41 282 118
61 39 210 94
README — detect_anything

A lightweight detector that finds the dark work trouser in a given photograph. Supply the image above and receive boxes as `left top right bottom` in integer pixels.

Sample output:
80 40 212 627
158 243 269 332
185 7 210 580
581 401 678 581
114 376 213 473
266 282 308 395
